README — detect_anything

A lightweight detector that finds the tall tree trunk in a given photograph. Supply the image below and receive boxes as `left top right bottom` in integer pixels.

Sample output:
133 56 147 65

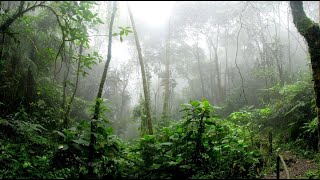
207 38 215 104
319 1 320 24
225 45 228 96
274 3 284 86
194 35 206 98
119 75 129 121
64 42 84 128
290 1 320 151
60 44 71 122
162 17 171 119
214 25 222 103
209 25 222 103
128 4 153 135
288 6 292 76
88 2 117 177
25 66 36 112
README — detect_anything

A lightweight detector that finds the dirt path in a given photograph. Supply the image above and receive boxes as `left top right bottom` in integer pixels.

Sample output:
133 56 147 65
264 151 318 179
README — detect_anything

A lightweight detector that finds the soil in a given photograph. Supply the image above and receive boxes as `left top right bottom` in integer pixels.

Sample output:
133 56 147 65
264 151 318 179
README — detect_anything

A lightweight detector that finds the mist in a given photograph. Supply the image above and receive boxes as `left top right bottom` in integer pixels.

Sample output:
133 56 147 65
1 1 319 179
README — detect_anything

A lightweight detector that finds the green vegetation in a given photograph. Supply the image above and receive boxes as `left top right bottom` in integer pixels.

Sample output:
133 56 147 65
1 1 320 179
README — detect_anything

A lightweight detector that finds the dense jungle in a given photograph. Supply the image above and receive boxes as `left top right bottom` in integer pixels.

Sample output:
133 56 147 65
1 1 320 179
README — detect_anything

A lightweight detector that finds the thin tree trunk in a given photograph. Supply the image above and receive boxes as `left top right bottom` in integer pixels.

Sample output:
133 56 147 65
209 25 222 103
195 35 206 98
88 1 117 177
288 6 291 75
274 4 284 86
214 26 222 103
207 39 215 104
162 17 171 119
119 75 129 120
225 45 228 96
128 4 153 135
290 1 320 151
64 42 84 128
60 45 71 120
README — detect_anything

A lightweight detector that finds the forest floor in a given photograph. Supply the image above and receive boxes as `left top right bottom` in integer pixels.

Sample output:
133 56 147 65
264 150 318 179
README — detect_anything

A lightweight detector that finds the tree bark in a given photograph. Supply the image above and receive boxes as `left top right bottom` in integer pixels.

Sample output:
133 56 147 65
88 1 117 177
128 4 153 135
290 1 320 151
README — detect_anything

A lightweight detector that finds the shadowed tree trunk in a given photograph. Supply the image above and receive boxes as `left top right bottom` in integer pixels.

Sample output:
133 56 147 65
60 44 71 122
128 4 153 135
290 1 320 151
88 1 117 177
64 42 84 128
119 72 130 121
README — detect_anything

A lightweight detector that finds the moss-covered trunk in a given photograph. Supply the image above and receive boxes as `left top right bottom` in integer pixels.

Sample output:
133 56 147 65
290 1 320 151
128 5 153 135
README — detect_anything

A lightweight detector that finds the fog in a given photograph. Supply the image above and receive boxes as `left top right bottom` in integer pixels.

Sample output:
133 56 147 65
2 1 320 178
79 1 316 137
66 1 317 138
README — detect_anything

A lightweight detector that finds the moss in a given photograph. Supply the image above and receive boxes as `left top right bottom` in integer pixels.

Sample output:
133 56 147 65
290 1 315 36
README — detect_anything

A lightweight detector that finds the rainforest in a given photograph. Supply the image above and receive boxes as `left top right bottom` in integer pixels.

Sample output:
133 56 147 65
1 1 320 179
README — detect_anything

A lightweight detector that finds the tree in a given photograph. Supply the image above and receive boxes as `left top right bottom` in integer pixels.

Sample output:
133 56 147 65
209 25 222 103
290 1 320 151
162 16 171 119
128 4 153 135
0 1 45 32
88 1 117 177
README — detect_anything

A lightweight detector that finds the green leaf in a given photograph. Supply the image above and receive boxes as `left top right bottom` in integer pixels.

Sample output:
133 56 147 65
176 156 183 163
168 161 178 165
190 101 200 107
180 165 191 169
203 100 209 108
53 130 66 139
152 164 161 169
106 126 113 134
160 142 173 146
72 139 89 146
205 120 215 126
